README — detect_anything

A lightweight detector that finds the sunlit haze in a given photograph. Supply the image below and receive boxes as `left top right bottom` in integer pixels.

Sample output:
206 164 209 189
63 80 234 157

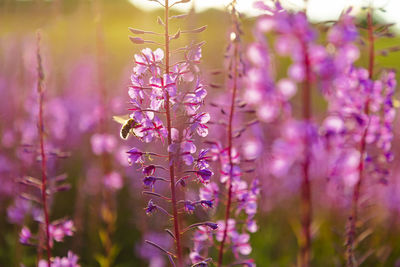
130 0 400 29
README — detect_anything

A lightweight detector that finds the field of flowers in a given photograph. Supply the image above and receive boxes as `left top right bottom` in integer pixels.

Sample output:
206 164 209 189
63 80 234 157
1 0 400 266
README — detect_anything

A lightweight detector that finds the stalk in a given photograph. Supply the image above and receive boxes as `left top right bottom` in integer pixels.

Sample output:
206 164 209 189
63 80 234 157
96 4 116 264
300 39 312 267
346 9 374 267
164 1 183 266
36 31 52 267
217 25 239 267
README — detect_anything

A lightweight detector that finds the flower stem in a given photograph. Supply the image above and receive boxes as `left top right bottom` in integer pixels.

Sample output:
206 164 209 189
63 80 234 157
164 1 183 266
346 9 374 267
300 39 312 267
96 5 117 264
36 31 51 267
217 23 239 267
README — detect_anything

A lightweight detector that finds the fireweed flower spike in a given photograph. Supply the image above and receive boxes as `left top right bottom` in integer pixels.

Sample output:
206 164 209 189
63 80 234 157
246 2 365 265
37 31 52 267
317 8 397 265
323 9 399 266
217 3 256 267
190 2 260 266
248 2 318 265
248 3 396 265
122 0 216 266
16 32 79 267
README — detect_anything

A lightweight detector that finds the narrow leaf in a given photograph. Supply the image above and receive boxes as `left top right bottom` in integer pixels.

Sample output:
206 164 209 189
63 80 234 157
182 25 207 34
129 36 145 44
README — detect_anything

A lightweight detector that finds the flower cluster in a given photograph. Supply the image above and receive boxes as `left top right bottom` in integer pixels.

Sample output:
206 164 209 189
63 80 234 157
322 67 397 187
247 2 362 194
126 46 215 207
247 2 398 265
38 251 80 267
128 45 210 145
122 1 217 265
191 141 260 265
190 3 260 266
19 219 75 246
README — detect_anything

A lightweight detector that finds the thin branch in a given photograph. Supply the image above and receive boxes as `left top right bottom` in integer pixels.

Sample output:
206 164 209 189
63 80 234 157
145 240 176 257
142 191 171 201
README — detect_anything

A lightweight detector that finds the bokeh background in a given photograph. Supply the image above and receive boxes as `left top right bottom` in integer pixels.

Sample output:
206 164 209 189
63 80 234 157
1 0 400 266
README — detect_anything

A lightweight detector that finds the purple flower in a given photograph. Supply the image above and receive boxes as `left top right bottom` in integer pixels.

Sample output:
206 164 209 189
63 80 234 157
194 226 213 244
242 140 262 160
19 226 31 245
127 147 144 164
196 168 213 184
143 165 156 176
190 112 211 137
187 46 202 62
149 77 166 111
328 10 358 46
246 219 258 233
322 116 345 136
91 134 116 155
184 201 196 214
133 48 164 76
216 219 236 242
7 199 30 225
199 182 219 205
220 164 241 183
145 200 157 215
184 82 207 115
191 225 214 260
231 232 252 257
103 171 123 191
277 78 297 99
196 149 211 169
181 140 197 165
204 222 218 230
143 176 157 187
50 220 75 243
38 251 80 267
61 220 75 236
190 251 207 266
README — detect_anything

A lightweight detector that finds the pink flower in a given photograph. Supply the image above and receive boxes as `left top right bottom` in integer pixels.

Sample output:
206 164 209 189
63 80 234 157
38 251 80 267
216 219 236 242
231 232 252 256
103 172 123 191
19 226 31 244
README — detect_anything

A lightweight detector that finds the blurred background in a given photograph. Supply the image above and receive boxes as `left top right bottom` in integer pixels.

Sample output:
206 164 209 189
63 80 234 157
1 0 400 266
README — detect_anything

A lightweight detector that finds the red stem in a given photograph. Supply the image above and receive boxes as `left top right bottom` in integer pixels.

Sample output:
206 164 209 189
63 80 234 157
367 11 375 80
217 30 239 267
164 1 183 266
346 9 374 267
300 39 312 267
37 32 52 267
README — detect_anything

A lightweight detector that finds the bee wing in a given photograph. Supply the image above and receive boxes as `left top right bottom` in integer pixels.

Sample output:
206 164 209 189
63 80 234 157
113 115 130 125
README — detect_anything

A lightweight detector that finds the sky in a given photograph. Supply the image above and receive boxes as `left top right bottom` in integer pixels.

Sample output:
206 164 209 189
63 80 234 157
129 0 400 28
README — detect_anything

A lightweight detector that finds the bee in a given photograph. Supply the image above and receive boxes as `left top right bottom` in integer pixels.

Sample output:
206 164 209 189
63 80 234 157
113 115 140 140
